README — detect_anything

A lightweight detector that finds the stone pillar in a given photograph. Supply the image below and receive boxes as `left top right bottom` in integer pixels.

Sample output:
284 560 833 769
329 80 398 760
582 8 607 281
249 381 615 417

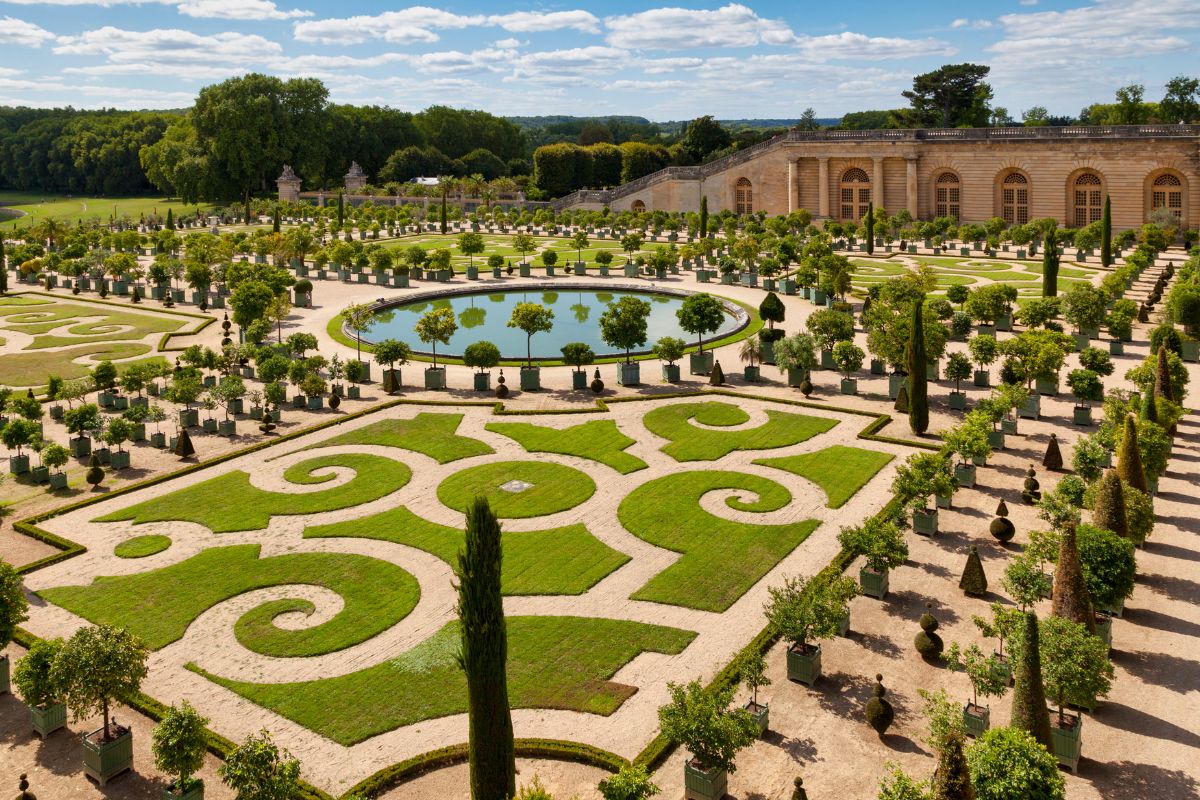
872 156 885 209
787 158 799 214
818 157 830 218
906 157 919 219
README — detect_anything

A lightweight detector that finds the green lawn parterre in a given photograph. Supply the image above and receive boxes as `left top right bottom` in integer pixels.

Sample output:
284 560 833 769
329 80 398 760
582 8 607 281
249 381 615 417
95 453 412 533
485 420 647 474
190 615 696 746
114 534 172 558
755 446 894 509
436 460 596 518
642 401 837 461
0 191 210 231
291 413 493 464
40 544 420 658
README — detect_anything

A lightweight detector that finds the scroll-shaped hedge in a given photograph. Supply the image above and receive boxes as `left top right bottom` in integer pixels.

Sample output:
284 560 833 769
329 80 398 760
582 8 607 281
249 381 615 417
641 401 836 461
620 470 819 611
95 453 411 533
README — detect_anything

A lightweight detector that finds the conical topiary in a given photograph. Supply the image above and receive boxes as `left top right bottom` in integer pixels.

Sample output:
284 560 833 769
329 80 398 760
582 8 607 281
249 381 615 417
1116 414 1147 493
931 729 975 800
1022 465 1041 504
174 427 195 459
709 360 725 386
1140 389 1158 424
1042 433 1062 470
1092 468 1129 539
590 367 604 394
85 453 104 487
915 602 944 659
1051 524 1096 634
495 369 508 399
865 674 894 736
908 299 929 434
1154 345 1174 402
893 383 909 413
996 499 1009 517
960 545 988 596
1010 610 1053 748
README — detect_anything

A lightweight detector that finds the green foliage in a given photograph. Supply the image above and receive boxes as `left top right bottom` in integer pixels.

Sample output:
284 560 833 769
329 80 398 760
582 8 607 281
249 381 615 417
908 298 929 433
865 674 895 736
944 643 1008 707
153 700 209 792
1115 414 1148 492
877 765 931 800
414 306 457 368
676 293 725 350
837 517 908 573
52 623 148 733
560 341 596 369
1001 554 1049 611
643 401 835 462
1008 612 1053 749
651 336 686 365
1075 524 1136 610
832 340 865 378
12 637 63 707
758 291 785 328
1049 526 1095 632
463 340 501 372
806 308 855 351
1039 615 1114 719
773 333 819 374
598 764 660 800
899 63 993 128
219 729 301 800
373 338 412 368
890 452 956 510
507 302 554 366
763 573 857 648
599 296 651 361
967 727 1064 800
1091 469 1129 538
657 680 757 773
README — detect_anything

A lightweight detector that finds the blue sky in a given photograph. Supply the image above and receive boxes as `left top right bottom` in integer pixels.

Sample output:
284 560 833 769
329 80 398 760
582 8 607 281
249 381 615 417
0 0 1196 118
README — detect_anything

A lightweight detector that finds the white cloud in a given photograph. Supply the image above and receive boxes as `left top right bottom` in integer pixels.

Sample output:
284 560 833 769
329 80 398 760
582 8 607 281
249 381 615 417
292 7 598 45
176 0 310 21
0 15 56 46
641 57 704 74
605 3 796 50
794 32 954 61
950 18 993 29
55 27 282 79
486 10 599 34
492 37 523 49
997 0 1200 40
608 79 688 92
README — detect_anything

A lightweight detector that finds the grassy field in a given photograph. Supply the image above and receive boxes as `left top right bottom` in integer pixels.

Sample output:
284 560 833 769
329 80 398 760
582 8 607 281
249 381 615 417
306 505 628 596
0 191 211 230
191 615 695 745
620 470 819 611
292 413 493 464
485 420 647 474
756 446 894 509
436 460 596 518
95 453 411 533
642 401 837 462
0 295 186 349
41 544 421 658
113 535 172 558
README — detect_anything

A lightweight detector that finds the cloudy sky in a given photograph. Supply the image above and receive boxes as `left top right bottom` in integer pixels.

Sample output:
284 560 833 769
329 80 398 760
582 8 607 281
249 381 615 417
0 0 1196 118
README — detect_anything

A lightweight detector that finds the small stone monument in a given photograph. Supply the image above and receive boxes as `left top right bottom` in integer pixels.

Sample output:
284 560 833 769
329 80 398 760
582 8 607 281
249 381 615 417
276 164 301 203
344 161 367 193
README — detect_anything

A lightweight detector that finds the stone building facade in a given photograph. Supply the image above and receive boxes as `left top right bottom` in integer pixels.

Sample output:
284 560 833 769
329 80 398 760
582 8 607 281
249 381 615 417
554 126 1200 231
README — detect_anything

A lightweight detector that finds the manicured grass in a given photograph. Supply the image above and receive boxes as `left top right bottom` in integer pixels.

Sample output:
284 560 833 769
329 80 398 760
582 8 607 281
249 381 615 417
620 470 819 611
293 413 493 464
485 420 647 474
0 192 211 231
755 445 894 509
40 544 420 657
305 505 628 595
190 615 695 744
0 299 185 347
94 453 411 533
0 342 157 386
436 460 595 518
642 401 837 462
114 535 171 558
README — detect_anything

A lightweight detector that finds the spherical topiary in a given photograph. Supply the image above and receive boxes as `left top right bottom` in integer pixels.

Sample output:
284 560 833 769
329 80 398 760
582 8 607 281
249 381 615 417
960 545 988 597
495 368 509 399
1042 433 1063 470
865 674 894 736
915 602 944 659
590 367 604 394
328 392 341 410
1022 465 1041 504
85 453 104 487
989 515 1016 543
15 773 36 800
799 375 813 398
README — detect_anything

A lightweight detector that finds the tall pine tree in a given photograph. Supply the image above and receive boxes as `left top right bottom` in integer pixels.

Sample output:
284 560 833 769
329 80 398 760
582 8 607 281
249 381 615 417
456 497 516 800
908 298 929 434
1100 195 1112 268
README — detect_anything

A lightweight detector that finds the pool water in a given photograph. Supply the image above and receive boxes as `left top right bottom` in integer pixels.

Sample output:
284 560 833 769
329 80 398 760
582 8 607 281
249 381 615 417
363 288 742 359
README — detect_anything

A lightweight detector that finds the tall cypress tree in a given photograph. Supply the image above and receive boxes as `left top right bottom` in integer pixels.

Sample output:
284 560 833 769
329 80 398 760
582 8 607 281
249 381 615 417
0 236 7 295
440 187 449 235
1153 345 1174 402
908 298 929 434
272 207 280 233
1010 610 1053 749
457 497 516 800
1100 194 1112 268
336 191 345 229
865 201 875 255
166 208 174 231
1042 227 1059 297
1092 469 1129 539
699 195 709 241
1051 524 1096 634
1116 414 1148 493
931 729 975 800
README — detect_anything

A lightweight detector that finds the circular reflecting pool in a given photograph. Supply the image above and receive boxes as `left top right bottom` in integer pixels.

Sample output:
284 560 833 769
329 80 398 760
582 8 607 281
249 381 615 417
363 287 744 359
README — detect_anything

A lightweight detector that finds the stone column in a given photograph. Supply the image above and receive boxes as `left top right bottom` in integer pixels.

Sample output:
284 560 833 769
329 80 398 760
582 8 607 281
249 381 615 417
787 158 799 214
906 157 919 218
872 156 885 208
818 157 830 218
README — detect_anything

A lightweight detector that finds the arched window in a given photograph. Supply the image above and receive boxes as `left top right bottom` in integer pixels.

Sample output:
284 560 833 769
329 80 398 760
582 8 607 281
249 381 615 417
1073 172 1103 227
1000 172 1029 225
630 199 646 213
1151 173 1183 222
734 178 753 215
839 168 870 222
935 172 960 220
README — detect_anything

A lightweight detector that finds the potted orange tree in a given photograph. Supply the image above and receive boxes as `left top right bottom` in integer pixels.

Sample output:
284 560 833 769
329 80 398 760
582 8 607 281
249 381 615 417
838 517 908 599
658 680 756 800
0 559 30 695
763 573 855 686
13 637 67 738
153 701 209 799
944 642 1009 738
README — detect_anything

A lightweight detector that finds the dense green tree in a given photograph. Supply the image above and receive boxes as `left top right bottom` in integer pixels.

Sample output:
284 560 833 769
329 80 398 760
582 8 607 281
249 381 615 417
681 115 732 161
908 298 929 434
1041 229 1059 297
1159 75 1200 123
619 141 670 183
899 63 994 128
1100 195 1112 267
379 145 455 183
967 727 1065 800
457 497 516 800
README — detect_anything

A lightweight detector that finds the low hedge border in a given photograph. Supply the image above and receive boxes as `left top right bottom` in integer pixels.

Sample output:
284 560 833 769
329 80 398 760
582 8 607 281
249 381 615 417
8 388 935 796
345 739 626 799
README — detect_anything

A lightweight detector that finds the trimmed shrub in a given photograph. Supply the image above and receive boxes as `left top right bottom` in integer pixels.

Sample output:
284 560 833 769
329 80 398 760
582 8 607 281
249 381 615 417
1009 611 1053 749
1091 469 1129 539
967 727 1065 800
1116 414 1148 493
915 603 944 660
1041 433 1062 471
865 674 895 737
1050 525 1095 634
960 545 988 597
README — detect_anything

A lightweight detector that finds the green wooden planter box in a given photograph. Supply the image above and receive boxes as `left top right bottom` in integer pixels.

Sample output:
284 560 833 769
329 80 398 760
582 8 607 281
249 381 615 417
837 608 851 636
820 349 835 370
973 369 990 387
662 364 680 383
859 566 889 599
571 370 588 390
995 313 1013 332
82 726 134 786
954 462 976 488
948 391 966 410
48 471 69 490
306 396 324 410
683 760 728 800
935 492 953 509
201 418 218 433
31 702 67 738
926 360 940 381
1094 613 1112 651
9 455 30 475
1181 339 1200 362
1109 340 1124 355
1035 377 1059 396
109 450 131 470
1073 405 1093 426
745 701 769 736
963 703 990 738
689 351 713 376
888 373 905 399
786 643 822 685
165 779 205 800
976 324 996 338
473 372 491 391
94 447 111 465
218 420 236 436
520 367 541 391
913 508 938 536
1050 712 1082 773
70 437 91 458
840 378 857 395
424 368 447 390
617 362 640 386
870 358 885 375
984 429 1004 451
744 365 760 383
1018 395 1040 420
786 367 805 388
